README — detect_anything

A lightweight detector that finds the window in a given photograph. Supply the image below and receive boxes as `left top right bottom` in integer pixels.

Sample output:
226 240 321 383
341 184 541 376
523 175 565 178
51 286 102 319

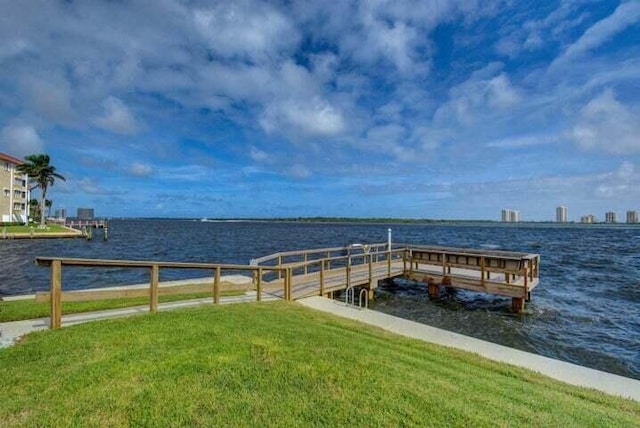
3 189 9 197
4 162 10 171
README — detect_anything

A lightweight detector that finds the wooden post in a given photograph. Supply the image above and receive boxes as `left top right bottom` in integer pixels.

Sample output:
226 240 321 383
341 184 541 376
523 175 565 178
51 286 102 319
319 260 325 296
480 257 486 287
346 256 351 289
512 297 525 312
256 267 262 302
50 260 62 329
368 255 374 300
441 252 446 276
277 256 282 279
387 251 392 276
150 264 159 312
214 266 221 304
303 253 308 275
287 268 293 301
403 250 407 275
327 251 331 270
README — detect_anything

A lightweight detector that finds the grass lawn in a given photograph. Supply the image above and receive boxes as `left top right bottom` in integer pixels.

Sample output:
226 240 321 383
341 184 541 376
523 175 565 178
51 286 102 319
0 290 245 322
1 302 638 427
1 224 75 234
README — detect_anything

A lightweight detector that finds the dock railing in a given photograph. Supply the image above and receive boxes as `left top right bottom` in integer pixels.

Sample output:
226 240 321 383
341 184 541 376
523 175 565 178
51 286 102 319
253 243 406 297
34 257 287 329
33 244 541 328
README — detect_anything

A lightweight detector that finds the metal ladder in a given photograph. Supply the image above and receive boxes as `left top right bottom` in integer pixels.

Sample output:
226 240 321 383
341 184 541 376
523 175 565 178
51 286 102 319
344 286 368 309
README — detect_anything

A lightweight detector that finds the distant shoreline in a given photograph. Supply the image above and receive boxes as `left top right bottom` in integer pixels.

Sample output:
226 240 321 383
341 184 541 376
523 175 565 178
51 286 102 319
110 217 640 226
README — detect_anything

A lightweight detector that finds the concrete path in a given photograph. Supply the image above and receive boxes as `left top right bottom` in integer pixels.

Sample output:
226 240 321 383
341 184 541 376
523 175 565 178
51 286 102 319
0 291 273 348
298 296 640 402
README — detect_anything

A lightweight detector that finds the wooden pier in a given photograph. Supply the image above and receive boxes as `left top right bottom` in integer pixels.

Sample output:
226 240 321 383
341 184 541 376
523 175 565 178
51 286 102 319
64 219 109 240
34 243 539 329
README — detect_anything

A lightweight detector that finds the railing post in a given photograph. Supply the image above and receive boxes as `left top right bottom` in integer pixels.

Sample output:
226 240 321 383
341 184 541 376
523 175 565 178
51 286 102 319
480 257 486 287
387 250 391 276
368 254 373 287
287 268 293 301
150 264 159 312
327 251 331 270
346 256 351 289
50 260 62 329
214 266 221 304
277 256 282 279
303 253 308 275
319 260 325 296
256 267 262 302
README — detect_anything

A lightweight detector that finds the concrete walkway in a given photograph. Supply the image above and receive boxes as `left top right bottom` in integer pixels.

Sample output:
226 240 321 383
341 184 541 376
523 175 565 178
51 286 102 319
298 296 640 402
0 291 272 348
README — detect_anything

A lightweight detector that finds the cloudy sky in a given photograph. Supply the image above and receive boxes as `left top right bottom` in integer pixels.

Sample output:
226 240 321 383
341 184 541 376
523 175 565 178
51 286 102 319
1 1 639 220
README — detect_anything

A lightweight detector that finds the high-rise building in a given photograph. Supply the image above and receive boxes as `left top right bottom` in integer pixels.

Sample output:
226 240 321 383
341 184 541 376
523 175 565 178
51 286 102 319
605 211 617 223
556 206 568 223
54 208 67 219
626 210 639 224
0 152 29 223
580 214 596 224
501 208 520 223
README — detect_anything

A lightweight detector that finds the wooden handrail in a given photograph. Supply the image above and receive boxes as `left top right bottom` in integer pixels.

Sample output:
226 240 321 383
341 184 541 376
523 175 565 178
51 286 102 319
35 257 282 271
252 242 393 265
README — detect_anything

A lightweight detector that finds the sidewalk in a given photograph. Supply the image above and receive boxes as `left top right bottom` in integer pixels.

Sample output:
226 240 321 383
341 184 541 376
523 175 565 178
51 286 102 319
0 291 271 348
298 296 640 402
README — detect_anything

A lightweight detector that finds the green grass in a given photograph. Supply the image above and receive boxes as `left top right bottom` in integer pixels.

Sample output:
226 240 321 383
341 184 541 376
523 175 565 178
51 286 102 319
1 302 638 427
1 224 73 234
0 290 244 322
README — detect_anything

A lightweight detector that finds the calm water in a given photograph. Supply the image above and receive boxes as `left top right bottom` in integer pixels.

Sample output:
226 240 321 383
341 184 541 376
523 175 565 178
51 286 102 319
1 220 639 379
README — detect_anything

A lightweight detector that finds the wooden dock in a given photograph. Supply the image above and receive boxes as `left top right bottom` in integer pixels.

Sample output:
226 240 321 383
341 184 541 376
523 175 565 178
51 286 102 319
34 243 540 329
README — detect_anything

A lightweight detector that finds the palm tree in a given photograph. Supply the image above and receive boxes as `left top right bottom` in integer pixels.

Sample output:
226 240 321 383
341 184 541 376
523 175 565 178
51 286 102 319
45 199 53 218
17 154 66 227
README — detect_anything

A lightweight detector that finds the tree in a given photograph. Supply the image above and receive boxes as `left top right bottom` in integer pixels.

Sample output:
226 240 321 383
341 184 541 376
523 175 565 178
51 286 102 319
17 154 66 227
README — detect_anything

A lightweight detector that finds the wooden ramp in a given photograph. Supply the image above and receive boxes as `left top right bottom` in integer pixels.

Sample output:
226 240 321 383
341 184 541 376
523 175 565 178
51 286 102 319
261 260 405 300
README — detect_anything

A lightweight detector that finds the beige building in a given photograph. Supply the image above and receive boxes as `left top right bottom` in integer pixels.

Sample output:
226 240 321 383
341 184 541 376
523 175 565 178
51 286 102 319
0 152 29 223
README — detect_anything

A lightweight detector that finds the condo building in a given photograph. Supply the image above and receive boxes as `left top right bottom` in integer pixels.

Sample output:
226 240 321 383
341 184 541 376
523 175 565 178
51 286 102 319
605 211 617 224
501 208 520 223
626 210 639 224
556 206 568 223
0 152 29 223
580 214 596 224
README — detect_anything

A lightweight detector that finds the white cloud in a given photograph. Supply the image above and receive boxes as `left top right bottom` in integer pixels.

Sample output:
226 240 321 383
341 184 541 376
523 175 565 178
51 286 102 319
260 97 346 137
93 97 140 135
128 162 153 177
23 77 76 125
249 146 271 163
434 68 521 126
552 2 640 68
0 123 45 157
286 164 311 179
192 2 299 62
568 89 640 154
486 134 556 149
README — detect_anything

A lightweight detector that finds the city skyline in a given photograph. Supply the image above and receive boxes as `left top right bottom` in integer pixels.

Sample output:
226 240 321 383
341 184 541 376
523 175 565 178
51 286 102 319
1 2 639 219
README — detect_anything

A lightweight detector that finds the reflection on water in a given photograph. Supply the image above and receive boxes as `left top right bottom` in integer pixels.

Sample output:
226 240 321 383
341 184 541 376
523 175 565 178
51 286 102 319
0 220 638 379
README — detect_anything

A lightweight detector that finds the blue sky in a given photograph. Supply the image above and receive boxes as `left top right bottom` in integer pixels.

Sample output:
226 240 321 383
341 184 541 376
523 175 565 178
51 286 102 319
1 1 639 220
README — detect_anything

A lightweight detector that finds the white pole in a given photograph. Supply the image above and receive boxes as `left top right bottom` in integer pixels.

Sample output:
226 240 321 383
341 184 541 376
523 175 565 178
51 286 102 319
387 228 392 251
